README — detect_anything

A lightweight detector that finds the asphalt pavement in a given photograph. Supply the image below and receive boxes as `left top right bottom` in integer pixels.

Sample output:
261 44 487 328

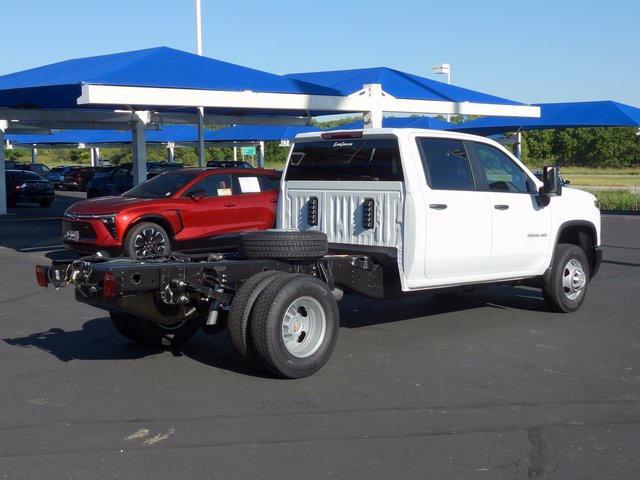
1 195 639 479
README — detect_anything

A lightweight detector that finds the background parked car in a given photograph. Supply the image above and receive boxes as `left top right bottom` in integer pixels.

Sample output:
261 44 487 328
5 169 55 207
63 166 96 191
46 166 77 189
63 168 280 257
86 162 184 198
206 160 253 169
12 163 51 177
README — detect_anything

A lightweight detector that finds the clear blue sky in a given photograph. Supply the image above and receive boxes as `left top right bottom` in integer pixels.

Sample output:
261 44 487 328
2 0 639 105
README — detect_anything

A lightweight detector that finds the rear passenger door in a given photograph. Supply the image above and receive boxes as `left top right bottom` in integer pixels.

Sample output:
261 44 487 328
417 137 492 283
469 141 551 274
231 174 279 231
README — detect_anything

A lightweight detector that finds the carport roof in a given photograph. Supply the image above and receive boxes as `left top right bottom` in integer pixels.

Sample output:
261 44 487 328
285 67 524 106
0 46 339 112
451 101 640 135
203 124 320 142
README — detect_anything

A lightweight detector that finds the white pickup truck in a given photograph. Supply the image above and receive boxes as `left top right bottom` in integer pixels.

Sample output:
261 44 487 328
38 128 602 378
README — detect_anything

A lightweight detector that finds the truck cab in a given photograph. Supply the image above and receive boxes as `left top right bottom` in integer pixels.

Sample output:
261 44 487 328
279 128 601 293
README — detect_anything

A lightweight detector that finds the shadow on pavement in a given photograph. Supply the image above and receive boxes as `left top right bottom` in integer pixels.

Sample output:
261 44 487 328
3 285 548 377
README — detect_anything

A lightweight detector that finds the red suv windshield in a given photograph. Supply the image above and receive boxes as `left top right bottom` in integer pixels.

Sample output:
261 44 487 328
123 170 201 199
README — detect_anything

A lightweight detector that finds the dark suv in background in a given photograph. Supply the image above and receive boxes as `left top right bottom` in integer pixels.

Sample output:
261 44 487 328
5 170 55 207
86 162 184 198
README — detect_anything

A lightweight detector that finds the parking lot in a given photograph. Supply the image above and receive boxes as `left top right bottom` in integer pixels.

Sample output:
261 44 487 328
1 192 639 479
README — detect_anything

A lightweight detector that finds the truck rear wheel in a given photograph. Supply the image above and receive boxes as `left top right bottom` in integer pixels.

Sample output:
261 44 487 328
542 243 590 313
239 230 328 260
249 274 339 378
227 270 288 357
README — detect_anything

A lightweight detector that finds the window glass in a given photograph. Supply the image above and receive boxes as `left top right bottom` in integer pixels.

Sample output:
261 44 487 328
258 175 279 191
285 139 403 181
473 143 530 193
123 170 202 199
417 138 474 190
185 173 233 198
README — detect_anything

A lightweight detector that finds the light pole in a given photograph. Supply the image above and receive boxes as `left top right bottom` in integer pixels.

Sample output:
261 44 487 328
432 63 451 121
195 0 205 167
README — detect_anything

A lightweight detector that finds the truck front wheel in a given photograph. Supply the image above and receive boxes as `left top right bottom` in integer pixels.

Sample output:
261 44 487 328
542 243 590 313
249 274 339 378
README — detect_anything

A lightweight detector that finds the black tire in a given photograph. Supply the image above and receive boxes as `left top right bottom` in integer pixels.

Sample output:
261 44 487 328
130 316 200 349
110 312 144 343
542 243 590 313
124 222 172 259
249 274 339 378
227 270 288 357
39 199 52 208
239 230 328 260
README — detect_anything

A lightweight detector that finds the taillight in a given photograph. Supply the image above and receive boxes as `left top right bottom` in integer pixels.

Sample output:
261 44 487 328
35 265 49 287
320 131 363 140
102 272 118 298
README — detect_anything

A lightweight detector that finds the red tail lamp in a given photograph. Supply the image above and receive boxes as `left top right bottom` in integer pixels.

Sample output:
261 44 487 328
35 265 49 287
102 272 118 299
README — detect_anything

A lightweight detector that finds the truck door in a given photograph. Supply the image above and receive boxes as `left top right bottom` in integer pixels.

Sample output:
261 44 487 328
469 141 551 274
417 137 492 283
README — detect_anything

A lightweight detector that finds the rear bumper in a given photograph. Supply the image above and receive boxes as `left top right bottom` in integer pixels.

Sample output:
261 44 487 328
592 246 603 277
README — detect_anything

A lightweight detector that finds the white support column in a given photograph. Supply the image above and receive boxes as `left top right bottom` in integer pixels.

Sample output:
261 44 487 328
90 147 100 167
131 116 148 185
0 123 7 215
257 141 265 168
233 146 237 161
31 146 38 164
197 107 206 167
515 131 523 159
167 142 175 163
361 83 384 129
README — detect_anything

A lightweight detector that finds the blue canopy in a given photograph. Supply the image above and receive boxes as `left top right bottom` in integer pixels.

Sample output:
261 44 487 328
286 67 524 105
8 125 215 146
0 46 339 111
331 116 452 130
203 124 320 142
452 101 640 135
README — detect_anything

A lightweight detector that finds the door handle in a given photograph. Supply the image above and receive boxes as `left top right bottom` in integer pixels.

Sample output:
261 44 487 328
429 203 447 210
494 204 509 210
224 202 236 207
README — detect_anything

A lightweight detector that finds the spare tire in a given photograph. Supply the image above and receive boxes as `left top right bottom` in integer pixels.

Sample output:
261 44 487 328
239 230 328 260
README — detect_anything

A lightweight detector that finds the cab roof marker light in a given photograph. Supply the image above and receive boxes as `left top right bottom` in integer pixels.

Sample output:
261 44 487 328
320 131 363 140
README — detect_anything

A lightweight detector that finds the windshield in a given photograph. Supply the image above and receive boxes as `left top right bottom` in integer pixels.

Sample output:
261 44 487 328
122 170 201 199
285 138 403 181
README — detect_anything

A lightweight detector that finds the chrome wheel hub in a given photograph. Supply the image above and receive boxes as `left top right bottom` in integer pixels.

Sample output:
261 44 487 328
281 296 326 358
134 227 167 258
562 258 586 301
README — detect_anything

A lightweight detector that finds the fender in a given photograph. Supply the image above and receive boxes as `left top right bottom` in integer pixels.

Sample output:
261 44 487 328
548 219 600 275
125 212 183 241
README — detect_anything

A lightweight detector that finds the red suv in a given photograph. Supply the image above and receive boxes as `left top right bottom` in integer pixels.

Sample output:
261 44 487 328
62 168 280 257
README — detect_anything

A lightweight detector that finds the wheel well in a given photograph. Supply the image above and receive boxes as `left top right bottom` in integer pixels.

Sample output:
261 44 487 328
557 222 596 272
125 217 175 245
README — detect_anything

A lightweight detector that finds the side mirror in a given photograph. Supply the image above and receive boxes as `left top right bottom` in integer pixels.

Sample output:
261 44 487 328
190 190 206 201
541 166 562 197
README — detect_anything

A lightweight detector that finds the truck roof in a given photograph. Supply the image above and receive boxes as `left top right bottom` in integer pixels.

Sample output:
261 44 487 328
293 127 492 143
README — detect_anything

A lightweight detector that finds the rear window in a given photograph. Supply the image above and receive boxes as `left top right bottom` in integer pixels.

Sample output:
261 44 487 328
9 171 42 182
285 138 403 181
